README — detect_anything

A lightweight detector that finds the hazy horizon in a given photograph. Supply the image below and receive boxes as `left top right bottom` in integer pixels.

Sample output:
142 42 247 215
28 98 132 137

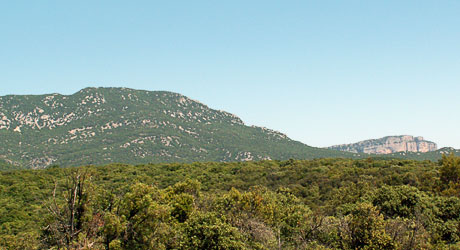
1 1 459 148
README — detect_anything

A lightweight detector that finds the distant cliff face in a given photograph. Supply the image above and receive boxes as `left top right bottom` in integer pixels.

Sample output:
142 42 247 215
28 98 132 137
328 135 438 154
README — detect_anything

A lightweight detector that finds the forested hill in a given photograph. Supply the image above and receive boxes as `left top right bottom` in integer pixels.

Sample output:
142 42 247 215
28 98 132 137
387 147 460 161
0 87 355 169
0 159 20 171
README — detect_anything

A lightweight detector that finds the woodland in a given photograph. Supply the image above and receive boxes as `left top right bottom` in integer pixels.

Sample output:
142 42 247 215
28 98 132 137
1 154 460 249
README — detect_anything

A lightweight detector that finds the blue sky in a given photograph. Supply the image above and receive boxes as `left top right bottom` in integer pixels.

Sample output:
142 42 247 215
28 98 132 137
1 1 459 148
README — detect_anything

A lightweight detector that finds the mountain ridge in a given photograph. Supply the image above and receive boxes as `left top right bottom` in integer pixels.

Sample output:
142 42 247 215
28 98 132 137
1 87 459 169
0 87 355 168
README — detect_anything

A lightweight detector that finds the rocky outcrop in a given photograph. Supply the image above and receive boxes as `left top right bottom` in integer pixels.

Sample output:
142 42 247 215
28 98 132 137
328 135 437 154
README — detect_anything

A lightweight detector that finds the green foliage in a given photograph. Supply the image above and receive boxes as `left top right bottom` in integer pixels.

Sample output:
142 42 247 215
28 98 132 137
107 183 178 250
41 170 102 249
2 157 460 249
440 153 460 185
367 185 431 219
3 88 457 170
0 159 22 171
340 203 395 250
0 87 356 169
180 212 247 250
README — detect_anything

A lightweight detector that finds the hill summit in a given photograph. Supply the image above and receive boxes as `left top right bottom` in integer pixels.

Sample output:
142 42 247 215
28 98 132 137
328 135 437 154
0 87 352 168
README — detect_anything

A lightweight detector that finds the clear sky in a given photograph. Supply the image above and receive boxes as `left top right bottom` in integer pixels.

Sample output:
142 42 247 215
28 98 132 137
1 1 459 148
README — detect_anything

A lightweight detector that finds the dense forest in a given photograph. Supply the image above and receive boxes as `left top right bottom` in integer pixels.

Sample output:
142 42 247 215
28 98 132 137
1 154 460 249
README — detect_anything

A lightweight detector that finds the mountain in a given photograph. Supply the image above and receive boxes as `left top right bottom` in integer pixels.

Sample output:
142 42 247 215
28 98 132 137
386 147 460 161
0 159 19 171
0 87 355 169
328 135 438 154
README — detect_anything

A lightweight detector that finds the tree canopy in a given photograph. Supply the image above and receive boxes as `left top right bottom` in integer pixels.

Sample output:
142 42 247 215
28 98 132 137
1 157 460 249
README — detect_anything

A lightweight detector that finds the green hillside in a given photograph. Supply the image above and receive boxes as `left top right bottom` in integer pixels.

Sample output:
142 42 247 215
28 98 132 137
0 87 355 169
387 147 460 161
1 87 458 169
0 159 19 171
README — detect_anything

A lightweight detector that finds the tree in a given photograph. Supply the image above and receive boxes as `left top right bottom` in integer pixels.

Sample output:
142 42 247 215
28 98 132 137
369 185 429 219
339 203 396 250
103 183 178 250
167 179 200 223
179 211 247 250
42 169 103 249
440 153 460 185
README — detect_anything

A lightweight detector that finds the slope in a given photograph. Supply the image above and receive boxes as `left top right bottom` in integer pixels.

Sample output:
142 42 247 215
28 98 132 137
0 87 355 168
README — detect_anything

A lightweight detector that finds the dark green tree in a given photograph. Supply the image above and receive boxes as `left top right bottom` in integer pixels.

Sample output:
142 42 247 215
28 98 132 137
179 211 247 250
339 203 396 250
440 153 460 185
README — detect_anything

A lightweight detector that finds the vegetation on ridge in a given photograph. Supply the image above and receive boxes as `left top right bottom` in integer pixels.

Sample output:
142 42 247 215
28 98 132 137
1 87 459 170
0 87 354 169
